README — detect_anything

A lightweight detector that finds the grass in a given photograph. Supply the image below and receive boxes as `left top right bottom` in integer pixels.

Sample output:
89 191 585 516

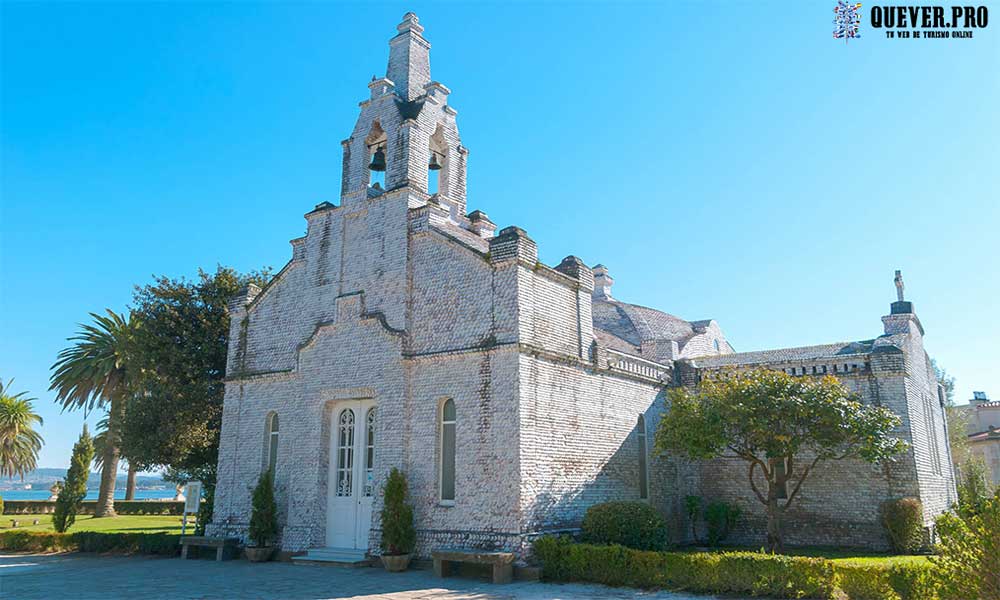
1 514 190 534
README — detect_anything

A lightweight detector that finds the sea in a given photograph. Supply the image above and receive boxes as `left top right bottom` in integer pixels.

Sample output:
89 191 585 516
0 489 177 501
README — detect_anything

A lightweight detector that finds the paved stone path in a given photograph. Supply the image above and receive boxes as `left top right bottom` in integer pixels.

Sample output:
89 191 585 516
0 553 738 600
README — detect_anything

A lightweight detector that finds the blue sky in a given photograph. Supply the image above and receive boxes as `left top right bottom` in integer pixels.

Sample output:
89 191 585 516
2 1 998 470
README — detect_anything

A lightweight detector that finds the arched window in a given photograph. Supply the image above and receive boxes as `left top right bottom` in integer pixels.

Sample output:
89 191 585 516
264 413 279 473
713 339 721 352
440 399 456 503
364 407 377 497
336 409 355 497
637 414 649 500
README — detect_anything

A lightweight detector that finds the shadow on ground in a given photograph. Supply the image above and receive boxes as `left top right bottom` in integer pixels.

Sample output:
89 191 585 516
0 552 736 600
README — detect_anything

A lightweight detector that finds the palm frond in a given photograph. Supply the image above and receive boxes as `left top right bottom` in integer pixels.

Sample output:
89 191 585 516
0 378 45 479
50 310 134 415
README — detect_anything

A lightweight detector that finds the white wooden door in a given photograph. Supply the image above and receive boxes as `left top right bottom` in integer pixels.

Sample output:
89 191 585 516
326 400 376 549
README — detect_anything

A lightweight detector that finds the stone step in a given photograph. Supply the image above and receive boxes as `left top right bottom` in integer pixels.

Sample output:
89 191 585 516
292 547 371 567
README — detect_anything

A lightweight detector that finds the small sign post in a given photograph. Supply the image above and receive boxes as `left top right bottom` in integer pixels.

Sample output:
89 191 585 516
181 481 202 537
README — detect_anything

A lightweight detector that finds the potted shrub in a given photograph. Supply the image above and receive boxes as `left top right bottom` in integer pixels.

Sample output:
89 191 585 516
379 468 416 572
246 469 278 562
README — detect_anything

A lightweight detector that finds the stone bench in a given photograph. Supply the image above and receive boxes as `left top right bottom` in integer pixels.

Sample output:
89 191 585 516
179 536 239 561
431 549 515 584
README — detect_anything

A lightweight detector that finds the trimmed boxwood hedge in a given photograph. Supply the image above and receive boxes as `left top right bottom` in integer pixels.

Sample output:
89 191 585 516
0 530 181 555
534 536 836 598
533 536 939 600
836 561 938 600
581 501 668 551
2 500 183 516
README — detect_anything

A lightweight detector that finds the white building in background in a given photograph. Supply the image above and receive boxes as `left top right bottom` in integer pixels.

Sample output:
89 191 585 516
967 392 1000 486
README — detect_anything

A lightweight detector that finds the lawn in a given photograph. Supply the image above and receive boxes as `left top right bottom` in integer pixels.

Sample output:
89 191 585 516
1 514 189 534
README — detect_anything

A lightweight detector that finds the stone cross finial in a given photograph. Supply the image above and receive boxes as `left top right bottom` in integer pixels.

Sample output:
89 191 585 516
894 270 905 302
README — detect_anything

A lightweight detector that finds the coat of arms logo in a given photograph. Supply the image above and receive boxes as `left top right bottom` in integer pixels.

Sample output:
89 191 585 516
834 1 862 41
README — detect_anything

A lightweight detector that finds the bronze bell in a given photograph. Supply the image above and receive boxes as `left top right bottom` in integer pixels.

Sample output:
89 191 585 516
428 151 443 171
368 147 386 172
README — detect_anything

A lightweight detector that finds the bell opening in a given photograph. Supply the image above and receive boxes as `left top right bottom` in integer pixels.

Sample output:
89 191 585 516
428 125 448 196
368 146 386 189
364 121 388 190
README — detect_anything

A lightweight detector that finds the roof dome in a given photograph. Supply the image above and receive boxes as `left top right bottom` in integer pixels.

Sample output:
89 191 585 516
592 298 695 351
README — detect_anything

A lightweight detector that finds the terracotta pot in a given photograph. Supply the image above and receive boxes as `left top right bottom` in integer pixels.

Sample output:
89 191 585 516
245 546 274 562
380 553 411 572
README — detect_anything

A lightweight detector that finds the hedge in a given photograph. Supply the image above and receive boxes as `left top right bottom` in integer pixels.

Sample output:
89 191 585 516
0 530 181 555
2 500 183 516
533 536 939 600
881 498 925 554
581 501 668 551
533 536 836 598
836 562 938 600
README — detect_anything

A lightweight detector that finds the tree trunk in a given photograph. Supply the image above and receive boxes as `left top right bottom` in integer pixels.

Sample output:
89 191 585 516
765 457 787 553
94 395 123 517
125 462 137 501
766 497 782 553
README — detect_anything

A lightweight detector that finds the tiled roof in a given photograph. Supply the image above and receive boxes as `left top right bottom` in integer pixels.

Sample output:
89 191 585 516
690 340 876 368
594 329 640 355
592 298 695 348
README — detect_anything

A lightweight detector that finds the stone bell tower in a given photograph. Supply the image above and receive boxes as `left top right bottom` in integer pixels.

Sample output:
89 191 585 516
339 13 468 220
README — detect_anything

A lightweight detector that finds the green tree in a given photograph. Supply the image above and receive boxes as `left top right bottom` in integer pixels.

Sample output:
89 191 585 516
53 425 94 533
0 379 44 478
932 488 1000 600
50 310 136 517
121 267 268 526
248 469 278 547
655 369 907 552
956 456 994 519
933 359 972 469
931 359 955 405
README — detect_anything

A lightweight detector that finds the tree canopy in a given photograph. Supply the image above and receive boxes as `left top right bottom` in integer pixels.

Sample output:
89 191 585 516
121 266 269 487
0 379 44 479
655 368 907 551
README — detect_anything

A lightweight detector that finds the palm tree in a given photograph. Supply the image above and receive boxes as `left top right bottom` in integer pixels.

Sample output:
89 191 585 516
0 379 44 479
50 310 135 517
93 414 142 501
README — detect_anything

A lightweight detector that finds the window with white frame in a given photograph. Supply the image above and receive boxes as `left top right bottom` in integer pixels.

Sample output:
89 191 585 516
440 399 456 502
336 409 355 497
637 414 649 500
264 413 279 473
364 407 376 497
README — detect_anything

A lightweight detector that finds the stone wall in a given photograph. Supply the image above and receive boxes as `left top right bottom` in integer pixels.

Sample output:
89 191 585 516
517 352 696 543
687 313 956 549
687 367 903 549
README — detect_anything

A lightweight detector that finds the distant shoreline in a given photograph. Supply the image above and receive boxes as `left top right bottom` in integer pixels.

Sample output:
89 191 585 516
0 489 177 501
